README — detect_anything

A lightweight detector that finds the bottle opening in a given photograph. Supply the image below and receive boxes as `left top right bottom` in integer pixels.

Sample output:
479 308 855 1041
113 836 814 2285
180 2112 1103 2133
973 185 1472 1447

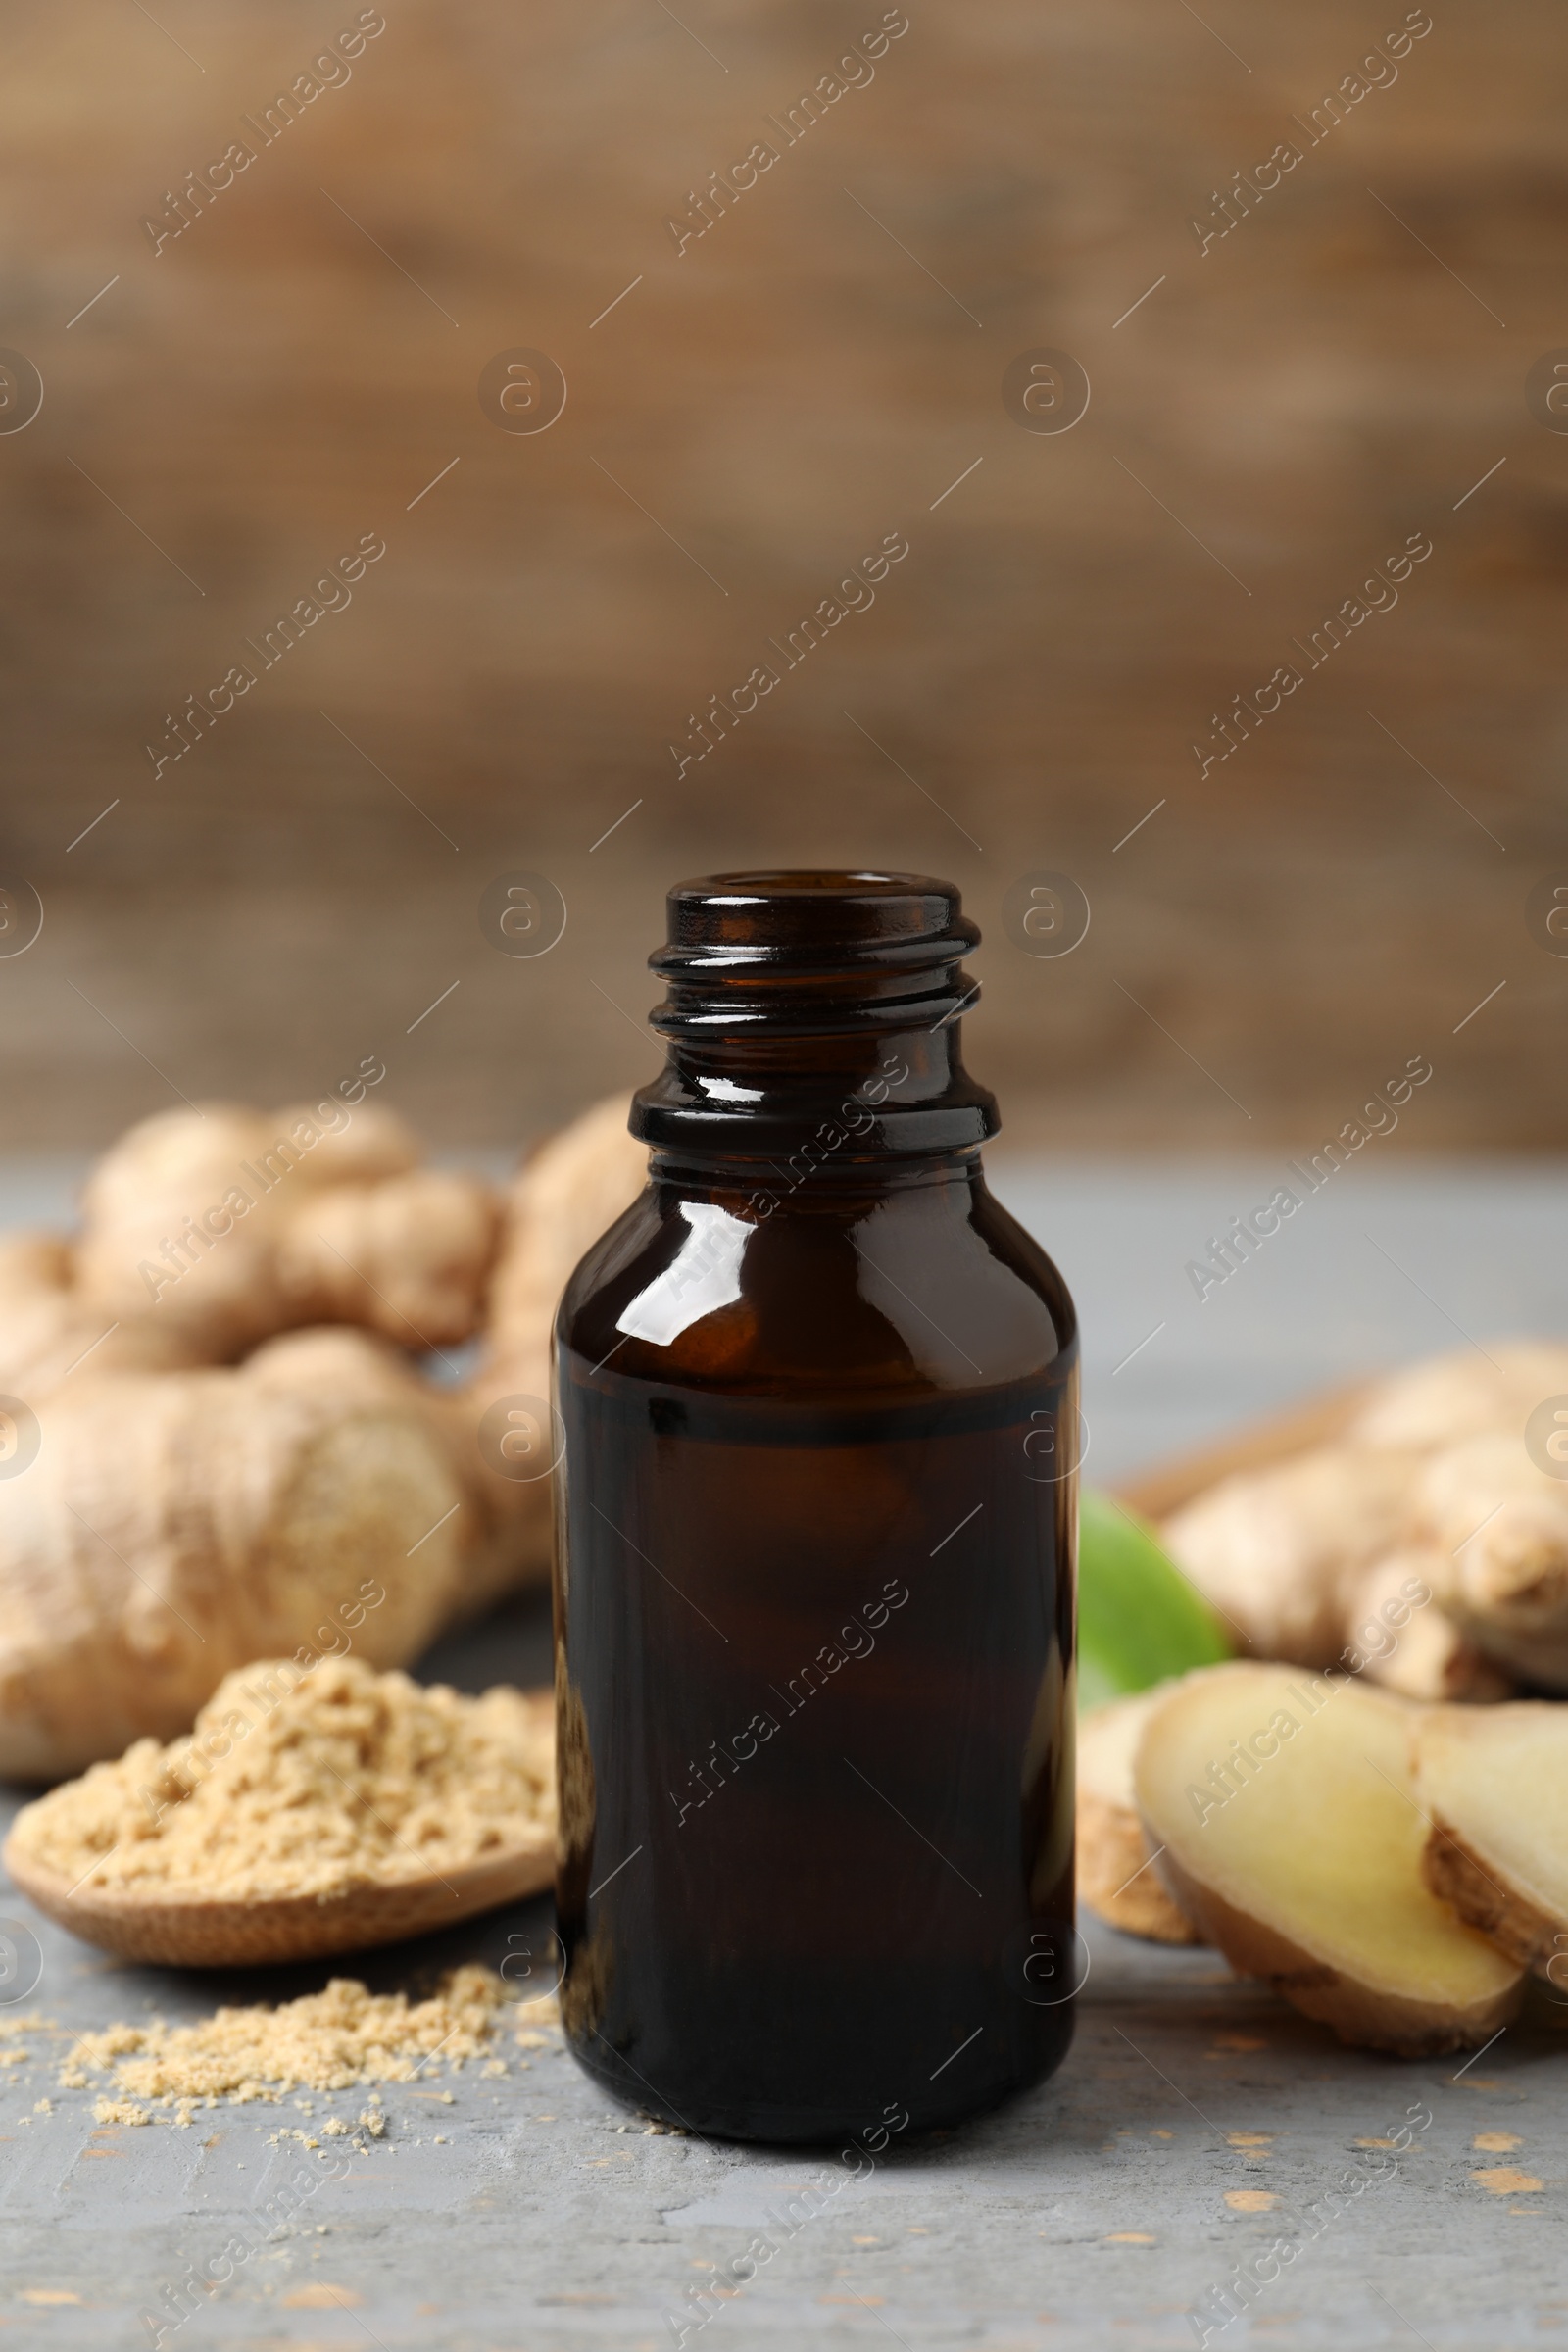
652 869 979 1013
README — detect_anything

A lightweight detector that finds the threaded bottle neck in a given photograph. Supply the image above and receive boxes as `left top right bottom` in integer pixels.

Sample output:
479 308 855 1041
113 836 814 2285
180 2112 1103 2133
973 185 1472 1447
630 870 999 1156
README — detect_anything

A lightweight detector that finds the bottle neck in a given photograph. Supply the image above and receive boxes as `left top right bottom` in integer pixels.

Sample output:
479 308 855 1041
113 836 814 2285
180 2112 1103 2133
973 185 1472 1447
646 1146 986 1226
629 870 1000 1161
632 1016 997 1159
649 1133 982 1195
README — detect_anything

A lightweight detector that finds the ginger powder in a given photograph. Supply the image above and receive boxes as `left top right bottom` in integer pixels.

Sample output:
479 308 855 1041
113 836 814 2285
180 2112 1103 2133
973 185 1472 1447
8 1657 554 1902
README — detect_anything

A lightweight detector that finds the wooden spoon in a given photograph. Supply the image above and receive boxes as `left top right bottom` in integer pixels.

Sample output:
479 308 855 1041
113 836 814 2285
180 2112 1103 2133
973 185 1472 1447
3 1825 556 1969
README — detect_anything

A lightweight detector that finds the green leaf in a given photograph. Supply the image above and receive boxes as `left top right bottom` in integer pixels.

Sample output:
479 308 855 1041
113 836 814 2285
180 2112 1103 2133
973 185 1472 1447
1078 1488 1231 1712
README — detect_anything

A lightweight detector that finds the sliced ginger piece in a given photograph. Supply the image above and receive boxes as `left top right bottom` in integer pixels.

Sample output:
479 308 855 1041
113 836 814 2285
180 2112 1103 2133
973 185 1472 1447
1417 1703 1568 1975
1078 1692 1200 1944
1134 1661 1523 2052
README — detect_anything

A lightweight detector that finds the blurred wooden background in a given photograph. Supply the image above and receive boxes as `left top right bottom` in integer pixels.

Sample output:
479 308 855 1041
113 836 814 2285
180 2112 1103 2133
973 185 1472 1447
0 0 1564 1153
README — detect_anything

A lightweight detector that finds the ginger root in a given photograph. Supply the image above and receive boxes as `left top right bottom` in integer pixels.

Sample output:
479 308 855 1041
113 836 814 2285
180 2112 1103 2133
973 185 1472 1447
1162 1447 1416 1667
1338 1549 1513 1704
0 1330 466 1781
457 1095 648 1597
1160 1341 1568 1698
72 1099 502 1359
1349 1342 1568 1453
483 1092 648 1386
1134 1662 1524 2053
0 1231 210 1396
0 1093 649 1776
1405 1433 1568 1688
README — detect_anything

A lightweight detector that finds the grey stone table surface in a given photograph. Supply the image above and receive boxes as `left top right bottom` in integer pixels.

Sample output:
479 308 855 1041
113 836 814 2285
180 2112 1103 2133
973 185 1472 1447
0 1152 1565 2352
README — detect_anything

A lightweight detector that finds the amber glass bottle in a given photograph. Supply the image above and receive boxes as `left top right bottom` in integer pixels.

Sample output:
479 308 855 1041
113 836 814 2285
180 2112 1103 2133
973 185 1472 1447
552 872 1077 2144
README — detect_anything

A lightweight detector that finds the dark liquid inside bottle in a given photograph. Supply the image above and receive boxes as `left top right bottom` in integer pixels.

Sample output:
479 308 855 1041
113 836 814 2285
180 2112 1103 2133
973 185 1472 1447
553 874 1078 2143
